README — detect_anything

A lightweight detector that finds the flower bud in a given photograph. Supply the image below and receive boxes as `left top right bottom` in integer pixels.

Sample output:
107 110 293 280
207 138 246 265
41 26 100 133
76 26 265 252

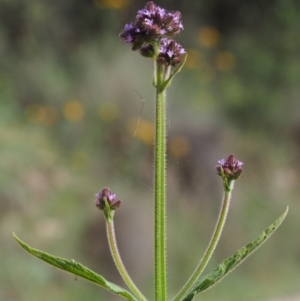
216 154 243 181
95 188 121 214
139 44 155 58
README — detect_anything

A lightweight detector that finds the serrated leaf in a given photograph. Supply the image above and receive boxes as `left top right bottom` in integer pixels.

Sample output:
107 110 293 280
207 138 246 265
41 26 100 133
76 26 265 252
13 233 139 301
182 207 288 301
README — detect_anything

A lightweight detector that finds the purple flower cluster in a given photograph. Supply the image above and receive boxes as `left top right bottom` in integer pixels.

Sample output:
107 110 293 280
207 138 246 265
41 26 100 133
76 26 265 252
119 1 185 66
157 38 186 67
95 188 121 211
216 154 243 180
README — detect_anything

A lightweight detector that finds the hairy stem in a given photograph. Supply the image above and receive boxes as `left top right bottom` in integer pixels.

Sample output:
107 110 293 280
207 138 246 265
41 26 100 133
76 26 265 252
154 62 167 301
173 181 235 301
106 220 147 301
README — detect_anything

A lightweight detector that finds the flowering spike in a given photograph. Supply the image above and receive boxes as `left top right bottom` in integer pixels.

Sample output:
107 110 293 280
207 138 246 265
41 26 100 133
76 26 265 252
119 1 184 51
95 188 121 220
157 38 186 66
216 154 243 183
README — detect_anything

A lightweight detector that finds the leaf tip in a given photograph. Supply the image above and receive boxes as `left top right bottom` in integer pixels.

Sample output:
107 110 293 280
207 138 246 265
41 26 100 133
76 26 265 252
282 206 289 219
13 233 26 250
13 232 18 241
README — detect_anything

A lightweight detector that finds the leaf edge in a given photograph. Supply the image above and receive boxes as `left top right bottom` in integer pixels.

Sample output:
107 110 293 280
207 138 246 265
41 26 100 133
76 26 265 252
13 233 139 301
182 206 289 301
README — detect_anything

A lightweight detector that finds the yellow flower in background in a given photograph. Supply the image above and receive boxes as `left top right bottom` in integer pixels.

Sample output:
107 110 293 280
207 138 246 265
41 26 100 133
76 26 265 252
63 100 85 122
25 104 59 125
169 135 191 158
198 26 220 49
127 118 154 145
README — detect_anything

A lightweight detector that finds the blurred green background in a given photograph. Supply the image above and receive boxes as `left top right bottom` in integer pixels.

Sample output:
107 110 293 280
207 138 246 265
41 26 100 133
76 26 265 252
1 0 300 300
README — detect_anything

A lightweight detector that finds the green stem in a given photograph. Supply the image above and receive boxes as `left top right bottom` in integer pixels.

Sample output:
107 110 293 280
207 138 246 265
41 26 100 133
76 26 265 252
106 220 147 301
154 62 167 301
173 181 235 301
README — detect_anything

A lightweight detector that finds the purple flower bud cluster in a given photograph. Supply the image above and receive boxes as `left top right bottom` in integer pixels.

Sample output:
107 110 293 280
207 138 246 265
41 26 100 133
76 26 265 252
216 154 243 180
95 188 121 211
119 1 185 66
157 38 186 67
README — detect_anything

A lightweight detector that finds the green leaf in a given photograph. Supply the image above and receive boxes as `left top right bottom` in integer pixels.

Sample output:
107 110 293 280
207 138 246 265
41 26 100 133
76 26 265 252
13 233 139 301
182 207 288 301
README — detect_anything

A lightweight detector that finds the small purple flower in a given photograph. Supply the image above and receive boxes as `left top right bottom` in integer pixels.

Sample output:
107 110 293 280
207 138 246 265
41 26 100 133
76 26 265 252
119 1 183 51
95 188 121 211
156 38 186 66
216 154 243 180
